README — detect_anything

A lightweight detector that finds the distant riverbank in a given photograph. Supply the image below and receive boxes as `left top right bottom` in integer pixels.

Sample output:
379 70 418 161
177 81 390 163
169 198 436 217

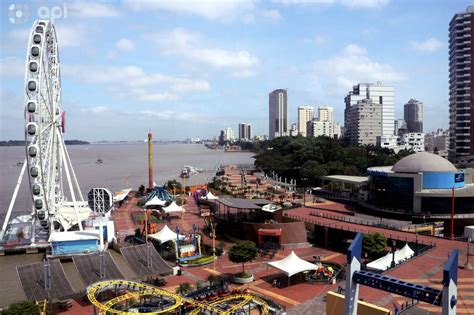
0 140 90 146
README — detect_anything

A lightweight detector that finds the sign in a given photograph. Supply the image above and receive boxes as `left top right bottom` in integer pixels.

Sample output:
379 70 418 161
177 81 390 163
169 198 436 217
455 172 464 183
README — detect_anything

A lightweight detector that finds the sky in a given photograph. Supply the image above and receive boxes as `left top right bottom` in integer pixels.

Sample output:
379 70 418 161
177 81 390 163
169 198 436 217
0 0 472 141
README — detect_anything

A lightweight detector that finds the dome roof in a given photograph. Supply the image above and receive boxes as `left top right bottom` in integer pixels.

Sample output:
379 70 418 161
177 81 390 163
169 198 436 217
391 152 457 173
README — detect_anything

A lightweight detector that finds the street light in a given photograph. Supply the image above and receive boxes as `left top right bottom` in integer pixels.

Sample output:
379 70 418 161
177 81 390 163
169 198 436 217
465 237 472 270
210 220 217 270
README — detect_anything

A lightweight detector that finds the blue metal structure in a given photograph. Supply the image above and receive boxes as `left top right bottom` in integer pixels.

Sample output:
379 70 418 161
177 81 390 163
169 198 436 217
353 270 442 305
344 232 458 315
144 186 173 203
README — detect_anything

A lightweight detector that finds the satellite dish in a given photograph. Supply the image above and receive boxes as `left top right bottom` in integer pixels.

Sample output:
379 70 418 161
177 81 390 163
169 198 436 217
88 188 113 214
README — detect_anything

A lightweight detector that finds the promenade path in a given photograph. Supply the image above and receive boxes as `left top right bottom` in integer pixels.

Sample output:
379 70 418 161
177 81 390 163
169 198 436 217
285 205 474 314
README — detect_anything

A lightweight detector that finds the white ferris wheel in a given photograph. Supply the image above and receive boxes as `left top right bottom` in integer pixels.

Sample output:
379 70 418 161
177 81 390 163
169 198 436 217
1 20 88 241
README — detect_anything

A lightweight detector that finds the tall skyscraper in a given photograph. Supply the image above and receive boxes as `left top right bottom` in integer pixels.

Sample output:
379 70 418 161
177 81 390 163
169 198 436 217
269 89 288 140
449 6 474 161
404 99 423 133
344 82 395 140
297 106 313 137
238 123 252 141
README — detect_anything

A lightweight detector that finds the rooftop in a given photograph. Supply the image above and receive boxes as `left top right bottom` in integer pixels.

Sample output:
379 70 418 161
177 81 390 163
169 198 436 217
391 152 457 173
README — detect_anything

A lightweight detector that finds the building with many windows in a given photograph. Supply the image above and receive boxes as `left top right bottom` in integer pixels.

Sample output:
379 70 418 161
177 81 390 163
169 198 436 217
307 120 332 138
345 99 382 146
238 123 252 141
269 89 288 140
344 82 395 142
449 6 474 161
297 106 313 137
404 99 423 133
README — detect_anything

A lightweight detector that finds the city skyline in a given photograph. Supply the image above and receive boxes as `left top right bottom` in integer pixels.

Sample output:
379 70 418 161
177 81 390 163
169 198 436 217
0 1 472 141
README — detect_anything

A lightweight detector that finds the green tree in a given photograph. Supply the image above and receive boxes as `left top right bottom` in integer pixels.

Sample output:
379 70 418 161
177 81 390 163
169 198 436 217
166 180 182 193
176 282 192 295
228 240 258 274
363 232 388 257
207 274 222 285
1 301 40 315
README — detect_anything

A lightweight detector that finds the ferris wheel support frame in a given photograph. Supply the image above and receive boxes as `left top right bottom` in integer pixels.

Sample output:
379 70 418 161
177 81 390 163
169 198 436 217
56 128 84 231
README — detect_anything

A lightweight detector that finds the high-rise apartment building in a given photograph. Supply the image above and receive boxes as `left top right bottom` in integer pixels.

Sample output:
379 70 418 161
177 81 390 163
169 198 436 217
307 120 332 138
449 6 474 161
404 99 423 133
238 123 252 141
297 106 313 137
345 99 382 146
344 82 395 142
318 106 333 124
269 89 288 140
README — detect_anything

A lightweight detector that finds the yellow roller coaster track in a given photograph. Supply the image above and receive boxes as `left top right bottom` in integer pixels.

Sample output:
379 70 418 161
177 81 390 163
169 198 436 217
87 280 269 315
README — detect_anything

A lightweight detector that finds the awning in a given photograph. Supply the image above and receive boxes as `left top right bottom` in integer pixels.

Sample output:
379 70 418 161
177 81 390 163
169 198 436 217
267 251 317 277
56 201 93 231
145 196 166 207
162 201 185 213
367 244 414 271
48 230 99 242
206 191 219 200
261 204 282 213
148 225 185 243
114 188 132 202
258 228 282 236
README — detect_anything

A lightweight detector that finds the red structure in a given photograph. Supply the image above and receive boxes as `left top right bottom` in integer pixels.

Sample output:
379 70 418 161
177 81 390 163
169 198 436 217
148 131 153 189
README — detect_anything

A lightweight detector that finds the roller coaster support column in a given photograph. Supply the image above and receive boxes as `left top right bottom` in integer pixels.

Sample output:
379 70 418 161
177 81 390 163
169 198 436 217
344 232 363 315
442 249 458 315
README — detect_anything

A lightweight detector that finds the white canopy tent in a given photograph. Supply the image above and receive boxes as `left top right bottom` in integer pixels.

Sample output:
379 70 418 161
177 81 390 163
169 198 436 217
267 251 318 285
206 191 219 200
148 225 185 243
162 201 185 214
367 244 414 271
145 196 166 207
114 188 132 202
261 204 282 213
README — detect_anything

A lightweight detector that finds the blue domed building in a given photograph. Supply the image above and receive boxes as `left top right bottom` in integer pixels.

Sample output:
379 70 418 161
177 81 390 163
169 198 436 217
367 152 473 216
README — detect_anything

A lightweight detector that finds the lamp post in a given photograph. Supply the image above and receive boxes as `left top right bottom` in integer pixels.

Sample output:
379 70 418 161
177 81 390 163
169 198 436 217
301 177 308 207
210 221 217 270
465 238 472 270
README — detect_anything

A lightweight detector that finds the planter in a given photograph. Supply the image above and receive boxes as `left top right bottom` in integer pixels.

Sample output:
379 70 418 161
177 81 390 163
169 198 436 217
232 273 254 284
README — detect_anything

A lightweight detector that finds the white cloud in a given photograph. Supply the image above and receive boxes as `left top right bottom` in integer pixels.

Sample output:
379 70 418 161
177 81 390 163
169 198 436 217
55 25 87 47
116 38 135 51
343 43 367 55
81 106 108 114
7 25 86 48
340 0 390 8
303 35 326 44
63 64 211 102
230 69 257 78
124 0 257 20
261 9 282 21
410 38 443 53
148 28 260 70
69 1 121 18
140 110 194 121
313 44 406 95
0 57 24 78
